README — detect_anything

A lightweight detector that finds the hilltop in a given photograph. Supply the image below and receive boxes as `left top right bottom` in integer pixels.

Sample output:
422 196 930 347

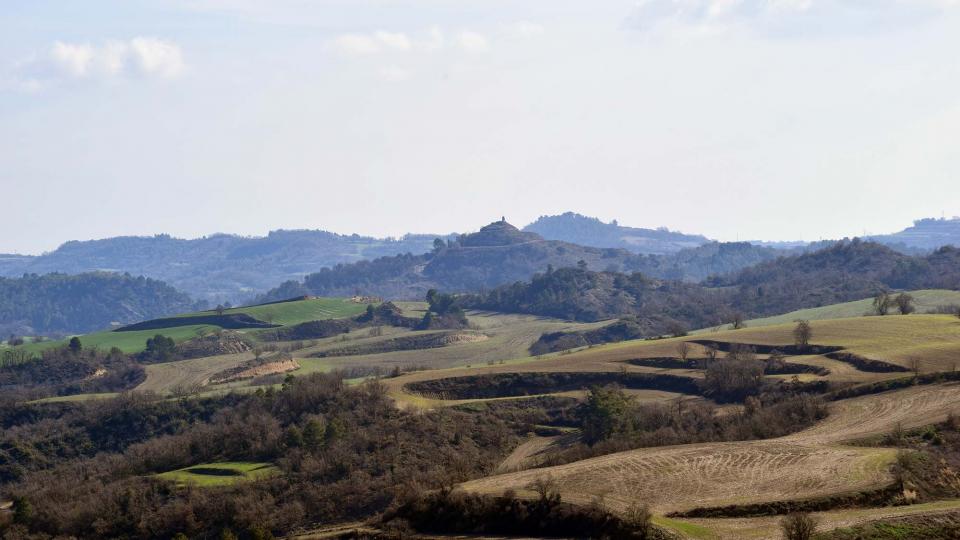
259 219 652 301
869 217 960 251
523 212 709 254
260 220 796 302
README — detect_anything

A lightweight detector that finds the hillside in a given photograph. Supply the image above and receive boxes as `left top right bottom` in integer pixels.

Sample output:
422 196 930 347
259 220 789 302
869 217 960 251
0 272 200 336
259 220 654 301
523 212 709 254
710 289 960 330
465 240 960 334
0 230 451 303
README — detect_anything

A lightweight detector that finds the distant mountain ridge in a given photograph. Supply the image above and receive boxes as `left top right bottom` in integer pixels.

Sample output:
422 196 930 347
523 212 709 254
2 213 957 305
868 217 960 251
0 230 453 303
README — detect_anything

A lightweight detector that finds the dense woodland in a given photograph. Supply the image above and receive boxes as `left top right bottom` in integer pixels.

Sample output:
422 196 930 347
0 272 200 336
0 374 518 539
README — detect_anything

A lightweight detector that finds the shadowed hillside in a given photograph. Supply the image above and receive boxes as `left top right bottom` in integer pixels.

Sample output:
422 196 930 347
0 272 201 336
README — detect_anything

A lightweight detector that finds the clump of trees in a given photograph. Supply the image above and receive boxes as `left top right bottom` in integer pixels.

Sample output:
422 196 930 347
895 293 915 315
703 345 764 402
140 334 177 362
419 289 469 330
874 292 916 316
557 385 827 465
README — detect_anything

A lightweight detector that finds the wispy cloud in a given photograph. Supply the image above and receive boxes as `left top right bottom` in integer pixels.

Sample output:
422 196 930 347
625 0 959 36
10 37 183 91
457 31 489 53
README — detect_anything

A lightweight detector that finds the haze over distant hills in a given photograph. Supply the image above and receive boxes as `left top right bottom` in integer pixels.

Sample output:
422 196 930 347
523 212 709 254
0 231 453 304
1 213 958 305
867 217 960 251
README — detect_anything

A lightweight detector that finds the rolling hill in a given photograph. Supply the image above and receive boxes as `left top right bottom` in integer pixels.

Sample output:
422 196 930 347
0 230 453 303
465 239 960 335
258 220 793 302
0 272 200 336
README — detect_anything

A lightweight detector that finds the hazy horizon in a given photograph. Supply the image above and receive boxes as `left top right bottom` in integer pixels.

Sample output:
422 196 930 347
3 1 960 254
4 210 954 257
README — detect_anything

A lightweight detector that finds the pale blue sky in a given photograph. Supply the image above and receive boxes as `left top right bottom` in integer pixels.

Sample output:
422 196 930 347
2 1 959 254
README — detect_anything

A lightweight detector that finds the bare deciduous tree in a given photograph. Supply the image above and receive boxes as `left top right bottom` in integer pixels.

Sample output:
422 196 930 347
731 312 746 330
676 341 691 362
873 293 892 316
793 320 812 350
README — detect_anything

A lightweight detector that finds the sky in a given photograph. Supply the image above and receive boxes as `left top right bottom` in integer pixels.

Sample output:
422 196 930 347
2 0 960 254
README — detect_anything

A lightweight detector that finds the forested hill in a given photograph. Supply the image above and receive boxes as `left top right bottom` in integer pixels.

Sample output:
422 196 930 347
0 230 451 304
259 220 649 301
462 240 960 335
0 272 201 336
523 212 709 254
259 220 790 302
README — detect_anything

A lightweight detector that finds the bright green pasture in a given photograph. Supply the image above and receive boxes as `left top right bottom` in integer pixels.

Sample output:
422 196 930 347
180 297 368 326
155 462 279 487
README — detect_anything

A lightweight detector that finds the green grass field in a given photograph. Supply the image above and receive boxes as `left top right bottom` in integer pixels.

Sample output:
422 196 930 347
698 289 960 332
15 297 368 355
155 462 279 487
179 297 369 327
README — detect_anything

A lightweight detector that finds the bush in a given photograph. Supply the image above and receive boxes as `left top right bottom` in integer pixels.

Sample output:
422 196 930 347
780 512 817 540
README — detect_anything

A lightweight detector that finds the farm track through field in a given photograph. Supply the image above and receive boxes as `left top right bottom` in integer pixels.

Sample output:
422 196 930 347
460 383 960 517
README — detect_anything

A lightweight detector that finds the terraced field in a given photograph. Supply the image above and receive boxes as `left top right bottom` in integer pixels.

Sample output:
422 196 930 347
461 383 960 516
124 310 607 397
372 314 960 538
296 311 608 375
